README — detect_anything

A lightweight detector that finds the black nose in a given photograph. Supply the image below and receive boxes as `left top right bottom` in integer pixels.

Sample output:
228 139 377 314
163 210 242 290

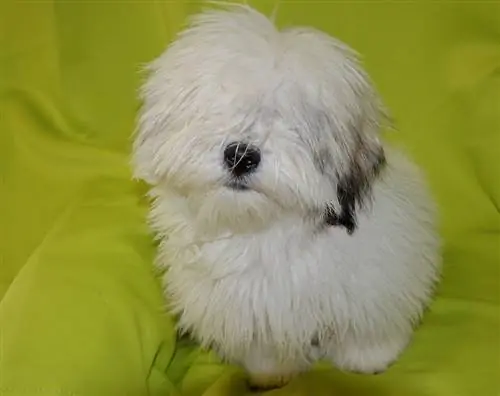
223 142 261 177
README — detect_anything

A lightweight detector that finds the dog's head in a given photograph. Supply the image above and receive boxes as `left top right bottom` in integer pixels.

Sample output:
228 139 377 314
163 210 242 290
133 5 388 234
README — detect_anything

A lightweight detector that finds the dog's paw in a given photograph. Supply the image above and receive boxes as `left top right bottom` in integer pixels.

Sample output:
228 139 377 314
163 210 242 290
242 344 310 389
327 336 410 375
247 372 297 390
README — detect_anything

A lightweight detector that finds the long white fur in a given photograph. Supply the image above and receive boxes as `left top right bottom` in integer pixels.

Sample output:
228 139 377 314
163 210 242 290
133 4 441 380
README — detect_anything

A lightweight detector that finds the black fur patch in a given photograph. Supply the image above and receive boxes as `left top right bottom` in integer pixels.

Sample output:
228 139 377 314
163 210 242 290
324 149 386 234
324 204 356 235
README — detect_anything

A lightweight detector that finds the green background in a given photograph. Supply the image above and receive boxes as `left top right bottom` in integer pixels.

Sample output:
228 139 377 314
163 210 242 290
1 1 499 395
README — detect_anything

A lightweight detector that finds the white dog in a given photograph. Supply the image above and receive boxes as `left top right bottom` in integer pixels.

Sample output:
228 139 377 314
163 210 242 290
132 4 441 389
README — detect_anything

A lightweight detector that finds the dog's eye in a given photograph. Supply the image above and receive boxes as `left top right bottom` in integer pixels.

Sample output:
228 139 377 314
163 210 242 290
311 334 320 347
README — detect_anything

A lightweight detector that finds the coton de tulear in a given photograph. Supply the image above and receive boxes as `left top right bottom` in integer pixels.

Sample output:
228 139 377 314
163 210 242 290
132 4 441 389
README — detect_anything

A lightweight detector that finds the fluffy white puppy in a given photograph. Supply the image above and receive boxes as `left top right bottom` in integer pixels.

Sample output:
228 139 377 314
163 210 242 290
133 4 441 389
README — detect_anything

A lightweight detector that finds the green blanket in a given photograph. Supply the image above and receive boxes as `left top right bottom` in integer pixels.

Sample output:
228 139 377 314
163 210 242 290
1 1 498 395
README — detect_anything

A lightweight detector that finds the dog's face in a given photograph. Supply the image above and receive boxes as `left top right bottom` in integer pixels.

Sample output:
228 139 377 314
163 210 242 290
133 6 387 233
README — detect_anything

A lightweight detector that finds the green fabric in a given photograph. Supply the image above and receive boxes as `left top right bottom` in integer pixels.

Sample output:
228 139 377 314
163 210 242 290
1 1 498 395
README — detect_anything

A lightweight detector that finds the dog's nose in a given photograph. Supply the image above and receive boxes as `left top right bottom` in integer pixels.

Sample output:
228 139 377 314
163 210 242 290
223 142 261 177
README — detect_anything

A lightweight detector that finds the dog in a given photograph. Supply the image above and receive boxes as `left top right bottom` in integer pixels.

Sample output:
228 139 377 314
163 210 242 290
132 4 441 389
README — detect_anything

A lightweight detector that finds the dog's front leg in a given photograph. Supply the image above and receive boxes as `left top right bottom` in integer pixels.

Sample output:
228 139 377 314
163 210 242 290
241 345 311 390
323 330 412 375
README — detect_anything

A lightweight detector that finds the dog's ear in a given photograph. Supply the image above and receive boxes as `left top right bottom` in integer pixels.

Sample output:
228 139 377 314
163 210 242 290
131 54 195 185
325 93 388 234
333 143 386 234
132 62 168 185
132 109 165 185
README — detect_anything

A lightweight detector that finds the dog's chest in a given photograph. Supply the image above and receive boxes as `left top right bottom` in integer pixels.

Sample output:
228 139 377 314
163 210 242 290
163 221 334 347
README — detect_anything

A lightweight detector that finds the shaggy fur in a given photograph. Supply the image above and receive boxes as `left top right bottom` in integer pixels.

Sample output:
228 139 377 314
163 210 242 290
132 4 441 388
